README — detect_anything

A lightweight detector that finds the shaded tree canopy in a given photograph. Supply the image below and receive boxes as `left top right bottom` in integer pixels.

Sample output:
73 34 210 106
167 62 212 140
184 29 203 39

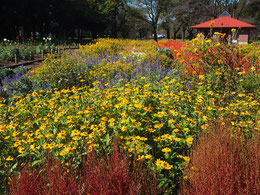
0 0 107 40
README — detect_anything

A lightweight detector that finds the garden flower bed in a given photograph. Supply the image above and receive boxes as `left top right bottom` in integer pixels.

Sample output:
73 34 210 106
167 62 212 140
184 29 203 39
0 38 259 194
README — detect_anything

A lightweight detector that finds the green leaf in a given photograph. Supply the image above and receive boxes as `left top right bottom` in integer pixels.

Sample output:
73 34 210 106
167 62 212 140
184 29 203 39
32 160 42 166
10 162 18 172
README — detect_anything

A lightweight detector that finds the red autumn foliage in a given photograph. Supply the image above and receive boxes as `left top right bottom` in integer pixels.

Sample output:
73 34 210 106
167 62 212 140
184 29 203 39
181 122 260 195
9 143 158 195
79 143 157 195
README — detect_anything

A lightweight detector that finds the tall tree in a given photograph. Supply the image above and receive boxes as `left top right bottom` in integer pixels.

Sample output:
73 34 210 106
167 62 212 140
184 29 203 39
160 0 177 39
131 0 170 41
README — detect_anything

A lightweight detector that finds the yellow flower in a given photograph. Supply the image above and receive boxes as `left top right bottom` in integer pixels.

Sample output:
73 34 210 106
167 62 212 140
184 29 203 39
108 118 115 123
251 66 256 71
231 28 236 33
201 124 209 130
183 128 189 131
121 126 127 132
71 130 80 136
145 154 152 159
154 123 163 129
183 156 190 162
30 144 37 151
169 110 178 116
207 106 213 110
45 134 53 138
175 138 181 142
183 175 189 180
72 136 81 141
162 147 171 153
135 122 142 126
80 132 88 136
137 155 145 160
186 137 193 144
59 150 66 156
168 119 175 124
199 75 205 80
155 159 173 170
18 147 25 154
6 156 13 161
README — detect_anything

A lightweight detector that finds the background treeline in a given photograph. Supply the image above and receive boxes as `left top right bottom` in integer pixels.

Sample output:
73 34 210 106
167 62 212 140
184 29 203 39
0 0 259 41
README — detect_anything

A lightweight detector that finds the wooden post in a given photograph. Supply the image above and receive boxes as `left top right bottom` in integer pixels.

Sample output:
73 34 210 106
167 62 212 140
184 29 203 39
41 49 44 58
14 54 18 64
51 48 53 54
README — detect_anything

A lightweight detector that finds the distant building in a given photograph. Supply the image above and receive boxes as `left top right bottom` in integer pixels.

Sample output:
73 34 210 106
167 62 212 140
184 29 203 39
191 11 256 44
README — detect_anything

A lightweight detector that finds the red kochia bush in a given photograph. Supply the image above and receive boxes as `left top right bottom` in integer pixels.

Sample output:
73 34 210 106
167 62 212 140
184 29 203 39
9 143 158 195
181 122 260 195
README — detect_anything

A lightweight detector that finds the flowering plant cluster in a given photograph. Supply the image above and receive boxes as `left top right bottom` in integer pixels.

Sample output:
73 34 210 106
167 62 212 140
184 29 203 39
163 37 259 95
0 38 259 194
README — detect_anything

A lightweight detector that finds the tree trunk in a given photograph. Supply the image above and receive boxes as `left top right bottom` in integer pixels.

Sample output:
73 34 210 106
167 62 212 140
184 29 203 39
166 27 170 39
153 25 158 42
173 24 182 40
182 26 185 40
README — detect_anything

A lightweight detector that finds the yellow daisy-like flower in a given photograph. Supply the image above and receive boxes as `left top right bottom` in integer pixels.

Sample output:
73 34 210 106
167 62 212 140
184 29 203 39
199 75 205 80
168 119 175 124
183 128 189 131
145 154 152 159
80 132 88 136
154 123 163 129
162 147 171 153
6 156 13 161
121 126 127 132
186 137 194 144
231 28 236 33
72 136 81 141
59 150 66 156
71 130 80 136
175 138 181 142
173 128 179 133
183 156 190 162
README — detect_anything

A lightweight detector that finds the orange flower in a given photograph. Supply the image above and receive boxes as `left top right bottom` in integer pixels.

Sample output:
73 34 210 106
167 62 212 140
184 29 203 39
215 71 222 76
221 33 226 38
209 20 215 27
